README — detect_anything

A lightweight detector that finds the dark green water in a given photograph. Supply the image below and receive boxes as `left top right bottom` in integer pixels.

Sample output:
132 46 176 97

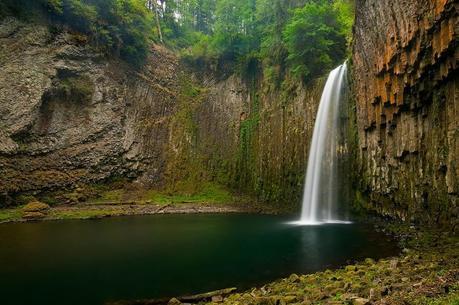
0 214 398 305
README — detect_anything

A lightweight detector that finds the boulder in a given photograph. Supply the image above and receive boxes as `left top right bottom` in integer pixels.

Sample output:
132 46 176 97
352 297 370 305
22 201 50 212
390 259 399 269
22 211 47 219
211 295 223 302
168 298 182 305
22 201 50 219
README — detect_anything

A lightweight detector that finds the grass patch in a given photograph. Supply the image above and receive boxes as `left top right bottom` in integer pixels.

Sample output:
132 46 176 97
145 183 233 205
92 189 124 203
88 182 234 205
412 290 459 305
0 208 23 222
48 208 119 220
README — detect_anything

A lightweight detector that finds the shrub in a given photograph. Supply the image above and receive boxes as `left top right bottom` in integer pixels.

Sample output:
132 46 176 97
1 0 153 67
283 2 348 83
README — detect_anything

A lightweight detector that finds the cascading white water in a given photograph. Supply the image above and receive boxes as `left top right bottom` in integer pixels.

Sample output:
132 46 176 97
297 63 349 225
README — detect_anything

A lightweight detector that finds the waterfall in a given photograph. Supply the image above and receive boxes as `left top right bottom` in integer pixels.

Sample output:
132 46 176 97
297 63 350 225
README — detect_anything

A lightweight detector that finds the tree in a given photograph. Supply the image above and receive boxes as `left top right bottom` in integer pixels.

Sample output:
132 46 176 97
283 1 347 83
210 0 257 60
147 0 164 43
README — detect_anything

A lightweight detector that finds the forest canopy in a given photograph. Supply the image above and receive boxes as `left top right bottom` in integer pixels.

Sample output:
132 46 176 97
0 0 354 80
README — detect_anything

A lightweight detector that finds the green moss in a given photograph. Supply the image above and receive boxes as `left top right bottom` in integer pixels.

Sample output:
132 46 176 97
93 189 124 203
40 196 59 206
235 81 260 194
48 208 117 220
145 183 233 205
15 194 37 205
408 291 459 305
54 75 94 103
0 208 22 222
22 201 50 212
205 226 458 305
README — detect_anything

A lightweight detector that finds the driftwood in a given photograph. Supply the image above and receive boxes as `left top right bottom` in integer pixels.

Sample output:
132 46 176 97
153 204 172 213
83 201 139 206
106 288 237 305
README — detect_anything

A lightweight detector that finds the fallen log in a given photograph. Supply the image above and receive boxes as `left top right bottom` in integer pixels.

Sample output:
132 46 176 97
180 287 237 302
106 287 237 305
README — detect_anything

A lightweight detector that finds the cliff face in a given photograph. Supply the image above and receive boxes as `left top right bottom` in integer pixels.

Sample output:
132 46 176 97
352 0 458 225
196 75 324 204
8 0 455 224
0 17 182 201
0 17 323 207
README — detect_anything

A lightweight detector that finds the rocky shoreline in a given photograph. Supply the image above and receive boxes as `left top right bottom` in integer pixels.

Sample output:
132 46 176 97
112 221 458 305
200 224 458 305
1 203 457 304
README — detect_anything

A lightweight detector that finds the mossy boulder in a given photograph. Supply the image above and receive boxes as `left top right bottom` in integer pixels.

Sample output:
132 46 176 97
22 211 47 219
22 201 50 219
23 201 50 212
167 298 182 305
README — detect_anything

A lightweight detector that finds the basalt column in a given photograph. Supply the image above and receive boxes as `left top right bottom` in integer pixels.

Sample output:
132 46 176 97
352 0 458 226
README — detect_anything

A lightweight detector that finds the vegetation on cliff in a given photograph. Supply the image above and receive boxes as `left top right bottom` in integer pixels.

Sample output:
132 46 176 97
0 0 353 77
0 0 152 66
178 0 354 83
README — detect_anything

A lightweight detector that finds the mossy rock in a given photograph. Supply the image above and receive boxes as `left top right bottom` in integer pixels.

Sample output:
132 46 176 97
22 211 47 219
167 298 182 305
22 201 50 213
15 195 37 205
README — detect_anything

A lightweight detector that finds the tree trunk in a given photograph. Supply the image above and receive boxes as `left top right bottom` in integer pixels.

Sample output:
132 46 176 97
148 0 163 43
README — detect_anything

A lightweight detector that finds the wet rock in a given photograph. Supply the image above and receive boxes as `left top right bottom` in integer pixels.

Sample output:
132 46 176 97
254 296 275 305
168 297 182 305
288 274 300 283
22 211 47 219
211 295 223 303
352 297 370 305
345 265 357 272
22 201 50 219
369 288 375 300
364 258 375 265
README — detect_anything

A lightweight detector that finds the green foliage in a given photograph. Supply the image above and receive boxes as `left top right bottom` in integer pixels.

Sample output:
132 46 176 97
1 0 153 67
283 1 348 83
0 208 22 222
145 183 233 204
15 195 37 205
177 0 353 80
94 189 124 203
89 182 233 205
334 0 354 38
2 0 354 74
55 75 94 102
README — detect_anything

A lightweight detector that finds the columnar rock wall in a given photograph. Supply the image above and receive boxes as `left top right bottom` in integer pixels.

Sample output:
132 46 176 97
0 17 324 207
352 0 458 225
0 18 181 200
196 75 324 204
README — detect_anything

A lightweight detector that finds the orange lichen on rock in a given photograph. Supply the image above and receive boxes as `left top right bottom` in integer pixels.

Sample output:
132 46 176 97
351 0 458 225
